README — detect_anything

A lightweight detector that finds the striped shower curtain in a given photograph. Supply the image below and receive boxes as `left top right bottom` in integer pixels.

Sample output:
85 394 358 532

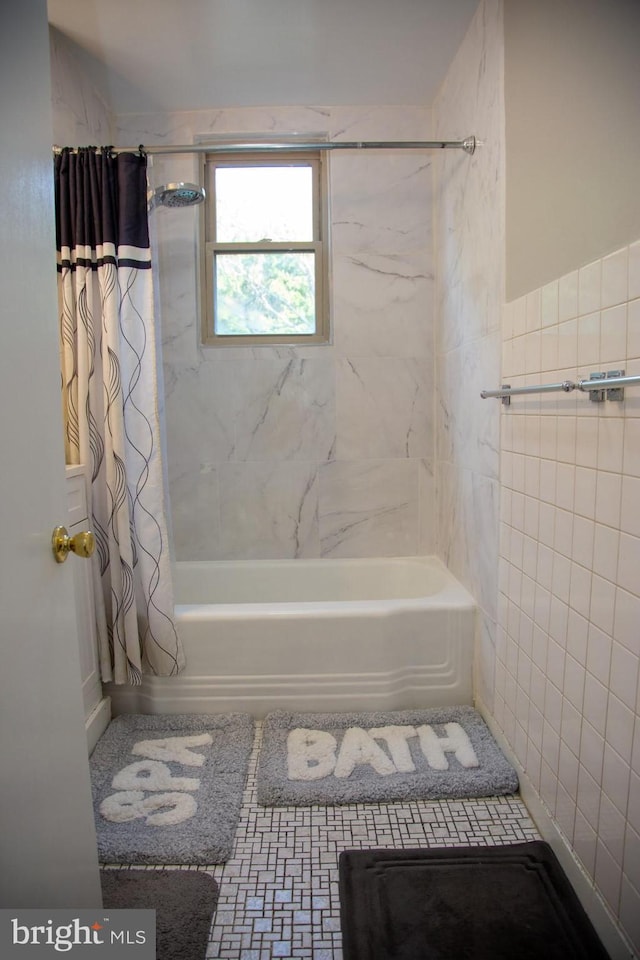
55 147 185 684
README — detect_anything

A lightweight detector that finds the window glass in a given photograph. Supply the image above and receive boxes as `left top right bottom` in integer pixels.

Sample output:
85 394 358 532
215 166 314 242
214 251 316 336
202 149 329 345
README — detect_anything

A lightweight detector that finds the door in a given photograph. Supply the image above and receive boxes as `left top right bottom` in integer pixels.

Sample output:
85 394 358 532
0 1 102 907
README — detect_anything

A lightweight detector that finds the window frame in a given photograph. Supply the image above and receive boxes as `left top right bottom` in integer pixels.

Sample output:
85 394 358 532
200 148 330 346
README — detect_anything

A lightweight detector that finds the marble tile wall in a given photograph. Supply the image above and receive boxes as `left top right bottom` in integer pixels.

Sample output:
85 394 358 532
49 27 113 146
433 0 505 711
498 241 640 954
115 106 436 560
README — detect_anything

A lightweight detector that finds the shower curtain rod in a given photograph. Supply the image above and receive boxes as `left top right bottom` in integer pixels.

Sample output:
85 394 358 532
53 136 477 156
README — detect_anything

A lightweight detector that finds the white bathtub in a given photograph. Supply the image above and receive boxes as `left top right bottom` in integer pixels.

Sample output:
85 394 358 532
107 556 476 716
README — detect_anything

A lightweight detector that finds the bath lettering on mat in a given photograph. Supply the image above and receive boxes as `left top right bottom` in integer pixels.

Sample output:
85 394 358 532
287 723 479 781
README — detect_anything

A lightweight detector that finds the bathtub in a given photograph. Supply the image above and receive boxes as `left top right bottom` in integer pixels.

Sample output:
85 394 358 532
107 556 476 717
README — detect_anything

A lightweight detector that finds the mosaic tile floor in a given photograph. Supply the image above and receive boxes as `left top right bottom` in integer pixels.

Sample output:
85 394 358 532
110 722 539 959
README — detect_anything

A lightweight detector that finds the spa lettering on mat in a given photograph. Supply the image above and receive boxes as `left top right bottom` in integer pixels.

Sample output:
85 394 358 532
99 734 213 826
287 723 479 781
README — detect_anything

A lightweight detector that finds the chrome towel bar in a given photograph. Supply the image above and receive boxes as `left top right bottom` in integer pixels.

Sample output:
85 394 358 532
481 370 640 405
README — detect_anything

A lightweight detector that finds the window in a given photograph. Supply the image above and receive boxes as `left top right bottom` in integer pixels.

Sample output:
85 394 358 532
201 149 329 345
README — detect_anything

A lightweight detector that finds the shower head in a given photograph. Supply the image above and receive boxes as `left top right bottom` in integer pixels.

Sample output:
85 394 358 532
149 182 206 209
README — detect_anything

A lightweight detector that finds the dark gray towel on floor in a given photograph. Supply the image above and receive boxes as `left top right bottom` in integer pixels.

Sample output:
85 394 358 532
339 842 610 959
101 869 218 960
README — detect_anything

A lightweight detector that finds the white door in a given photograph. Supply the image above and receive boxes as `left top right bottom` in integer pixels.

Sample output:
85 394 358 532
0 1 102 907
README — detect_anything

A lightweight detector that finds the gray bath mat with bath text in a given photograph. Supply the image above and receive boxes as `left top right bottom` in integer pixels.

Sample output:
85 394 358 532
257 706 518 806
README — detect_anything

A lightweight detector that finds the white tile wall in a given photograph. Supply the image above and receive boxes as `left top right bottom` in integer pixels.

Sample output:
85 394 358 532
498 240 640 954
434 3 639 952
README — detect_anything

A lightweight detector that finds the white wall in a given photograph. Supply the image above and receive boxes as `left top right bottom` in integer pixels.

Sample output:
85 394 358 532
116 106 436 560
436 0 639 953
504 0 640 300
500 1 640 952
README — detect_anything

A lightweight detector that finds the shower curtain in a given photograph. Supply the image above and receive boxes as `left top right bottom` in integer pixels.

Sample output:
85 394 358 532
55 147 185 684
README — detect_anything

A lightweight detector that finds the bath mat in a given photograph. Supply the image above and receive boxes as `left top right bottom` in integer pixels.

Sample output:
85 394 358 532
256 706 518 806
101 868 218 960
91 713 254 864
338 841 610 960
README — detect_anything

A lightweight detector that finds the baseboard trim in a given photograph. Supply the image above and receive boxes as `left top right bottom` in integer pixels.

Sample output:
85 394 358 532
86 696 111 754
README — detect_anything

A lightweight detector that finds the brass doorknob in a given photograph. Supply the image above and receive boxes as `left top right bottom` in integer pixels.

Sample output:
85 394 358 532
52 525 96 563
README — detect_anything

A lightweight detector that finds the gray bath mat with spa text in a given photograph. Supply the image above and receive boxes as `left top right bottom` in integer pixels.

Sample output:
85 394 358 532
90 713 254 864
257 707 518 806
